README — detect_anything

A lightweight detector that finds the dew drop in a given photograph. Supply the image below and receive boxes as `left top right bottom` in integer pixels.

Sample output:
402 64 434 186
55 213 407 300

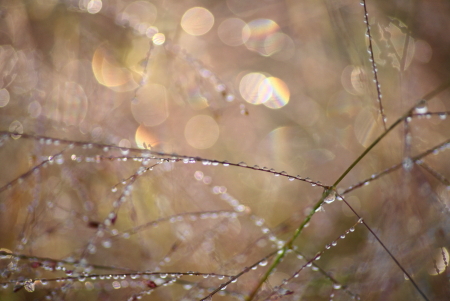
415 103 428 114
238 162 247 167
183 284 193 290
402 157 414 171
24 280 35 292
259 260 268 267
349 227 355 232
88 244 97 254
333 283 342 290
254 218 264 226
102 240 112 248
324 190 336 204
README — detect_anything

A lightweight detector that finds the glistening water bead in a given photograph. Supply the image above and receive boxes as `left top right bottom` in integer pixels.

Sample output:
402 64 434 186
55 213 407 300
414 103 428 114
402 157 414 171
324 190 336 204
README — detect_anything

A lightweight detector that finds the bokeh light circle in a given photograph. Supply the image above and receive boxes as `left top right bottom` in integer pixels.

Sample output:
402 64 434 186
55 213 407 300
9 120 23 139
184 115 220 149
146 26 158 39
218 18 247 46
152 33 165 45
120 1 158 30
244 19 280 55
92 44 138 92
263 77 290 109
264 32 287 56
87 0 102 14
181 7 214 36
0 88 10 107
239 72 271 105
28 101 42 118
135 125 160 149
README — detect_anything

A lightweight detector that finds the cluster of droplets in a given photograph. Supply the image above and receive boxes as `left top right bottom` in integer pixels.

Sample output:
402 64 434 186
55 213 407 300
196 171 249 214
2 110 446 300
341 132 450 195
0 131 182 195
0 147 66 194
196 254 277 301
165 41 237 104
111 0 239 111
0 251 242 298
269 218 364 300
207 160 327 188
196 171 289 249
411 102 449 119
0 132 329 194
360 0 387 129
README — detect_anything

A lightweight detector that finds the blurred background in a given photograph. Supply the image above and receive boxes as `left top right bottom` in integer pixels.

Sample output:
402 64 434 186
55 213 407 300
1 0 450 300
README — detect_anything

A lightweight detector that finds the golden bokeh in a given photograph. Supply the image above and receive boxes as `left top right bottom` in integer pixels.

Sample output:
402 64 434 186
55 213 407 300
181 7 214 36
184 115 220 149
